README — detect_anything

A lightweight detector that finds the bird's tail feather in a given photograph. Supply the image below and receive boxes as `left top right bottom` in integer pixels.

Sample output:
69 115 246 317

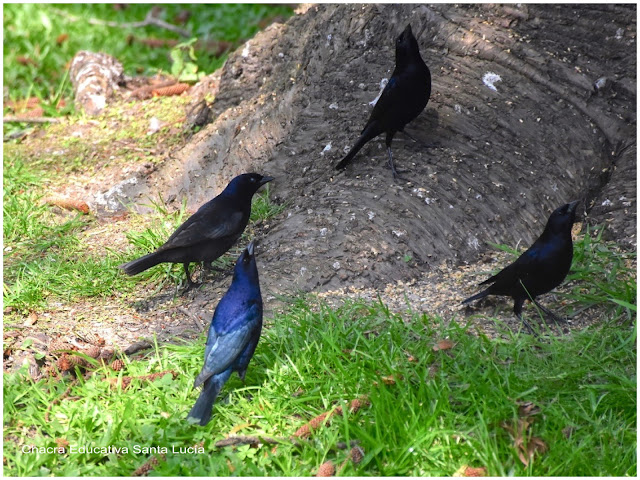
119 252 162 276
335 123 380 170
461 288 491 305
187 370 232 426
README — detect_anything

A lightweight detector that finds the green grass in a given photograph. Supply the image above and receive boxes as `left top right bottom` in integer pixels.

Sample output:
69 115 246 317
3 299 636 476
3 4 294 104
2 153 286 310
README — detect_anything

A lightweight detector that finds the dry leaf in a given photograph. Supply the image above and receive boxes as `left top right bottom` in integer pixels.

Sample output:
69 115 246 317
24 312 38 327
517 401 541 418
43 196 90 214
381 375 396 385
501 418 547 466
55 438 69 453
433 339 454 351
229 422 252 435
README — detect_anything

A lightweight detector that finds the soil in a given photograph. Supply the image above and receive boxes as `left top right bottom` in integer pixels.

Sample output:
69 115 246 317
4 4 636 374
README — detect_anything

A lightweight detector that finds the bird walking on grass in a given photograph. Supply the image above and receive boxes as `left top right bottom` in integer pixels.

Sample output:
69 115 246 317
187 241 263 426
335 24 432 179
119 173 273 292
462 201 579 333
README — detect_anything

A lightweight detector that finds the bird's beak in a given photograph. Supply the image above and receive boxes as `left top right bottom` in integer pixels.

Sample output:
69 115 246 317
567 200 580 214
246 240 255 256
259 176 274 186
404 24 413 35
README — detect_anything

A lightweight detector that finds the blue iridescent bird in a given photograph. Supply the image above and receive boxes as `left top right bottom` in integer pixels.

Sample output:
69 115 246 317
187 241 263 426
462 201 579 332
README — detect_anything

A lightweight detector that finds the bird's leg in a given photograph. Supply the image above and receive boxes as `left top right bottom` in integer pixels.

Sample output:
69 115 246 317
532 299 567 324
515 298 538 336
181 262 201 294
202 262 225 273
202 261 234 276
385 132 411 180
401 129 438 148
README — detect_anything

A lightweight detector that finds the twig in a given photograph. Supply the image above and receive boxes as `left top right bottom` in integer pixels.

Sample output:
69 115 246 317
51 7 191 38
3 116 61 124
177 307 205 332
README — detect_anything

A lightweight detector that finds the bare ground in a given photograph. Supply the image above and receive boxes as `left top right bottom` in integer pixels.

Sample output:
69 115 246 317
3 4 636 373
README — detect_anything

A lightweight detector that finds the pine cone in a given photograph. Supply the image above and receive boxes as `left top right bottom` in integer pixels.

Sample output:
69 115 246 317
350 446 365 464
315 461 335 477
81 333 105 347
110 359 125 371
56 354 73 371
49 339 72 356
83 345 101 359
69 355 87 368
99 348 114 361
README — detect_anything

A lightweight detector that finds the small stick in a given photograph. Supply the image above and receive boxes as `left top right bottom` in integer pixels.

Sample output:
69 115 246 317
3 116 61 124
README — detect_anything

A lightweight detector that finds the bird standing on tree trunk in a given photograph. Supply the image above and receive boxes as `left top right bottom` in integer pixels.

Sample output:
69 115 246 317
119 173 273 291
462 201 580 333
335 24 431 179
187 241 263 426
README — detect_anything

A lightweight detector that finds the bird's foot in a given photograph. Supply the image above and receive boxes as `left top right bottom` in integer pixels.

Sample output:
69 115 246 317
181 280 202 295
202 263 225 273
533 299 567 325
384 162 411 181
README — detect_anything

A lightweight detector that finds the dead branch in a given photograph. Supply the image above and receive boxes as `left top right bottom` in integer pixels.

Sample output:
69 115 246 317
51 7 191 38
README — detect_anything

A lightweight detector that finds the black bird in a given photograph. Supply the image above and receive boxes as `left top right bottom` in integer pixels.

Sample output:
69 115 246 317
120 173 273 290
335 24 431 179
187 241 263 426
462 201 579 332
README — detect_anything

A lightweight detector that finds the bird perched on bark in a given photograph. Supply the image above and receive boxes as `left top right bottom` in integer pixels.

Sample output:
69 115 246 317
119 173 273 291
335 24 431 179
187 241 263 426
462 201 579 333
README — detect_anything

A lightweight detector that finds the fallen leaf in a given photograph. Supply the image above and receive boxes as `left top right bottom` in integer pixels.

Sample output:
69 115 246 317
381 375 396 385
229 422 252 435
24 312 38 327
433 339 454 351
517 401 541 418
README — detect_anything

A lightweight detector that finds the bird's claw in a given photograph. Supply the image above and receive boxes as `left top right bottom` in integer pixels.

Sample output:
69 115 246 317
181 280 202 295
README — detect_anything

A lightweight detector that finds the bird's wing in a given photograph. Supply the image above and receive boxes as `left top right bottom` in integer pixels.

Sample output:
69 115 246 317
480 241 547 286
194 302 261 386
159 210 244 250
365 75 400 132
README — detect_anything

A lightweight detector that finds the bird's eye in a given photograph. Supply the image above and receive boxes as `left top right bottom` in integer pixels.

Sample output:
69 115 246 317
250 177 256 182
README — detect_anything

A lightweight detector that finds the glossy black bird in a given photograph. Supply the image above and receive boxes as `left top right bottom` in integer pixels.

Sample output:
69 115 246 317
335 24 431 179
187 241 263 426
462 201 579 332
119 173 273 290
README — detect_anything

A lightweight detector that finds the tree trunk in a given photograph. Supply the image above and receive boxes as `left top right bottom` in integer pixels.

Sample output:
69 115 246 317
108 4 636 293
